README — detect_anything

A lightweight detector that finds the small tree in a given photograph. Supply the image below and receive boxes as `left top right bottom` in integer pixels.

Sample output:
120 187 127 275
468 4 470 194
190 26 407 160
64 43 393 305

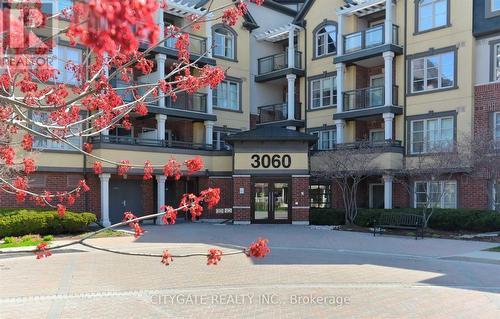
311 142 380 225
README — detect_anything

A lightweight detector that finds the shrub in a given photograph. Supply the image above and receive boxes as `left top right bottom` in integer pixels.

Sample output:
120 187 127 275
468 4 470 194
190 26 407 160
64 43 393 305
310 208 500 232
0 209 97 238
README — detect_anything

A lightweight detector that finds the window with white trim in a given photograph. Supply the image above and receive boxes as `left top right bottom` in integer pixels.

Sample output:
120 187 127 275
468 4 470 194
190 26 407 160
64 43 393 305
51 45 83 85
311 76 337 109
315 24 337 57
32 112 82 151
495 112 500 149
411 51 455 93
493 0 500 11
213 80 239 110
494 43 500 82
310 184 332 208
414 180 457 208
311 129 336 150
417 0 448 32
410 116 454 154
213 28 234 59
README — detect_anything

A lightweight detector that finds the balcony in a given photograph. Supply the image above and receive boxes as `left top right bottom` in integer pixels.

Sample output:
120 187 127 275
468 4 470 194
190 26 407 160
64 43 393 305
255 51 305 82
343 85 398 111
91 135 217 151
258 102 302 125
165 32 207 56
166 92 207 113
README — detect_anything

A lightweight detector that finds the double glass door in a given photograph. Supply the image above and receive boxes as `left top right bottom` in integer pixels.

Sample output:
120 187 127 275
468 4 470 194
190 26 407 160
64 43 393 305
253 180 290 223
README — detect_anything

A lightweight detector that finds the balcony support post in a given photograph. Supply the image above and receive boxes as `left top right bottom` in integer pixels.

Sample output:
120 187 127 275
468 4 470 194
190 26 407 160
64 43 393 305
156 175 167 225
99 173 111 227
156 114 167 141
206 16 213 58
335 119 346 144
383 112 394 140
383 51 395 107
156 54 167 108
287 28 295 68
385 0 393 45
336 63 345 113
337 14 344 56
205 121 214 146
286 74 296 122
383 175 393 209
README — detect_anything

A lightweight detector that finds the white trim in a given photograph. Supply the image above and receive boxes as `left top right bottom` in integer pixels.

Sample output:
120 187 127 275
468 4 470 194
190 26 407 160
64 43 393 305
209 176 233 179
165 0 207 18
233 221 251 225
413 180 457 209
310 76 337 109
292 175 311 178
254 23 302 42
410 51 455 93
409 116 454 154
292 206 310 209
292 221 310 225
494 112 500 149
233 206 251 209
337 0 386 16
232 175 251 178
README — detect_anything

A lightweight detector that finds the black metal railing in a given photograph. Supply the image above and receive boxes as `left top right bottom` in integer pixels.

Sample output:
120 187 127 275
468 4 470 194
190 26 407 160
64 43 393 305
343 85 398 111
165 32 207 55
92 135 216 150
166 92 207 113
258 102 301 123
343 24 399 54
312 139 403 152
257 51 302 75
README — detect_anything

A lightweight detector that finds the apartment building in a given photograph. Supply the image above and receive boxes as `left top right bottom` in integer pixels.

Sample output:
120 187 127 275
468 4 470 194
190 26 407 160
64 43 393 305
1 0 498 225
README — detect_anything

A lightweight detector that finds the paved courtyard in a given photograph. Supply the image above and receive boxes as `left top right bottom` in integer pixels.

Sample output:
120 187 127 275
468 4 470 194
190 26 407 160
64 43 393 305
1 223 500 318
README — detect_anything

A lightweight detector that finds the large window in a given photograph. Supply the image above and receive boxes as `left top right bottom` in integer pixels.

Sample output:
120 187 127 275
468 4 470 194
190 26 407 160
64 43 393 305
493 0 500 11
311 129 336 150
494 43 500 82
411 51 455 93
310 184 332 208
414 180 457 208
51 45 83 85
32 112 82 151
410 116 454 154
213 27 235 59
417 0 448 32
311 76 337 109
315 24 337 58
495 112 500 149
213 80 239 110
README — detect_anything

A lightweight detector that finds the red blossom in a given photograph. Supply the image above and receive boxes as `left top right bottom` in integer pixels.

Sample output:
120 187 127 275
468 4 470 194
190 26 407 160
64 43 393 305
83 143 93 153
0 146 15 165
180 193 203 220
246 238 270 258
160 205 177 224
57 204 66 217
207 248 223 265
35 242 52 259
78 180 90 192
184 156 204 174
93 161 103 174
13 177 28 202
23 158 36 174
118 160 131 176
134 102 149 116
163 159 181 180
67 194 76 205
200 188 221 208
161 250 173 266
143 160 154 180
123 212 144 238
21 134 33 151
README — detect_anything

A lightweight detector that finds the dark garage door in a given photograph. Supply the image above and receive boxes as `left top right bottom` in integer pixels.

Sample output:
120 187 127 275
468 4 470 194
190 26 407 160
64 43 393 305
109 180 144 224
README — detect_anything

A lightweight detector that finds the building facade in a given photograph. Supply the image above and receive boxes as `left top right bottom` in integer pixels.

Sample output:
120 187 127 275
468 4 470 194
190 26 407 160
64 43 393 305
1 0 499 225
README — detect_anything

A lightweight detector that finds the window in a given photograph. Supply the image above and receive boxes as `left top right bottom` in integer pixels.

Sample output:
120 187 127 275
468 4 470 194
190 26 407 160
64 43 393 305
29 175 47 188
495 112 500 149
311 76 337 109
410 116 454 154
414 180 457 208
310 184 332 208
311 129 336 150
213 27 235 59
32 112 82 150
494 43 500 82
493 0 500 11
411 51 455 93
417 0 448 32
213 80 239 110
51 46 83 85
370 130 385 143
315 24 337 57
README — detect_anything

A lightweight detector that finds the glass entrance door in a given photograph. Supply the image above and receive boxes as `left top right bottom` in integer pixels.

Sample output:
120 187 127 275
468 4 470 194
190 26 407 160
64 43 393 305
253 180 291 223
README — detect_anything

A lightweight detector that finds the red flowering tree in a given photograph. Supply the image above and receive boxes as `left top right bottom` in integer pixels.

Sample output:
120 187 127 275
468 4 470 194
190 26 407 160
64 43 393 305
0 0 269 265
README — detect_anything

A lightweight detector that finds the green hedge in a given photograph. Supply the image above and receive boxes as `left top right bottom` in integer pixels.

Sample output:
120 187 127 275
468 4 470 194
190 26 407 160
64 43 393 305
310 208 500 232
0 209 97 238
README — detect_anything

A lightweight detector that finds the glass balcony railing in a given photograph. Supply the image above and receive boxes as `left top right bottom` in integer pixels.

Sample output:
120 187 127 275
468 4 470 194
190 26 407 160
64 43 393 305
258 102 301 123
92 135 216 150
343 85 398 111
166 92 207 113
165 32 207 56
257 51 302 75
343 24 399 54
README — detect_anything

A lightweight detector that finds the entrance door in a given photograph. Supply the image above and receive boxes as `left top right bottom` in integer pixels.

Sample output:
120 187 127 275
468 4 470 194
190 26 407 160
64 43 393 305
109 180 143 224
252 180 291 223
369 184 385 209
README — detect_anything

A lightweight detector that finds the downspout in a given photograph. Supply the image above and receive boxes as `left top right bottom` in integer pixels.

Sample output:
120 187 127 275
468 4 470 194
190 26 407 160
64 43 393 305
403 0 408 157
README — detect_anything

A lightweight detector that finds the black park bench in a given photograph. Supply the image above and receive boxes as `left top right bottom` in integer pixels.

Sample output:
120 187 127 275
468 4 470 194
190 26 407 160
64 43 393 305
373 213 424 240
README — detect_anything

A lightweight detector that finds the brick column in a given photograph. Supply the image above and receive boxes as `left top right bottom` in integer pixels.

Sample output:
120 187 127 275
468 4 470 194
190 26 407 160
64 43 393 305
292 175 310 225
233 175 251 224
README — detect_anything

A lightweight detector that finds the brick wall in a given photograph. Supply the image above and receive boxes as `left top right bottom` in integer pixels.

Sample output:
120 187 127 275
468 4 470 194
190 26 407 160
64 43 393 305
233 176 251 221
291 176 310 222
199 176 233 219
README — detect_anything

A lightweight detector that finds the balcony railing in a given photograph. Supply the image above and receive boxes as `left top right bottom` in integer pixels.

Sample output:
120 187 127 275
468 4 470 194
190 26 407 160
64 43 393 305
166 92 207 113
258 102 301 123
257 51 302 75
92 135 216 150
343 24 399 54
312 140 403 152
165 32 207 56
343 85 398 111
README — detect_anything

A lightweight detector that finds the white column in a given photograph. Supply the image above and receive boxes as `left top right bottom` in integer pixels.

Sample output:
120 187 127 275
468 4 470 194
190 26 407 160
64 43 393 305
286 74 296 121
385 0 393 45
99 173 111 227
335 119 346 144
156 175 166 225
287 28 295 68
337 13 344 56
383 51 394 107
383 175 393 209
206 17 213 58
207 88 213 114
156 10 164 43
156 54 167 108
156 114 167 141
205 121 214 146
336 63 345 113
383 112 394 140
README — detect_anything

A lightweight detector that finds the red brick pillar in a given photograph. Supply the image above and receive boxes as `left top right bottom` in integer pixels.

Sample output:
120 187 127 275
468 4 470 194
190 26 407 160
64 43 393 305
232 175 251 224
292 175 310 225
